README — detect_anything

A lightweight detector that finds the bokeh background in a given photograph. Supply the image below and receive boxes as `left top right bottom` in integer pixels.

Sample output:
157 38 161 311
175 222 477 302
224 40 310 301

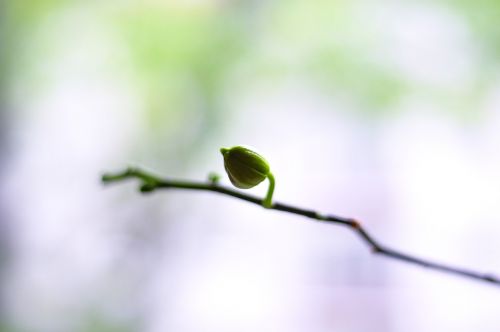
1 0 500 331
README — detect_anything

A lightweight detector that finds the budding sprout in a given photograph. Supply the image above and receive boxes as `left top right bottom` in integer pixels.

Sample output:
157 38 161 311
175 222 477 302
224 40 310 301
220 146 275 208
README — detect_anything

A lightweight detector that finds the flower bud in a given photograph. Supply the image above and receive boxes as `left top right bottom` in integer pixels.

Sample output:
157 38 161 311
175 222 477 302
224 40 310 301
220 146 270 189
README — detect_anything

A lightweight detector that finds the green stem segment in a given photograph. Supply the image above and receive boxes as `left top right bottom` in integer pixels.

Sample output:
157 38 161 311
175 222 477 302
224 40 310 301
263 172 275 208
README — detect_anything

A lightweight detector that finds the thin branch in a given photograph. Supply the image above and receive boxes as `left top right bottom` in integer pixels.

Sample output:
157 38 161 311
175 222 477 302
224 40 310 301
102 167 500 287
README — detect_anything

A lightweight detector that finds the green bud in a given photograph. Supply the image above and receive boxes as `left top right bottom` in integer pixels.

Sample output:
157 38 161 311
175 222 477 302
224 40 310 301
220 146 270 189
220 145 276 208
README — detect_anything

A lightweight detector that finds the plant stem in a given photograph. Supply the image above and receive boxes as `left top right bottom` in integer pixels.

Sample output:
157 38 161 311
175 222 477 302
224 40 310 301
101 167 500 287
263 172 275 208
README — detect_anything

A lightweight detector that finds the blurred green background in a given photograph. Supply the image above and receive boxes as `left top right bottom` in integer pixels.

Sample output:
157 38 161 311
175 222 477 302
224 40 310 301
1 1 500 331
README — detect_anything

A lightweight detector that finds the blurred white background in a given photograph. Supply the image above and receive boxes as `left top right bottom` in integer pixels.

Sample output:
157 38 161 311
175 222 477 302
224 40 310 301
1 0 500 331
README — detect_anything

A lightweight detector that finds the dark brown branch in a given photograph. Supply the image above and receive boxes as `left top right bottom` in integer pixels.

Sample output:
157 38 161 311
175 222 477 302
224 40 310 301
102 167 500 287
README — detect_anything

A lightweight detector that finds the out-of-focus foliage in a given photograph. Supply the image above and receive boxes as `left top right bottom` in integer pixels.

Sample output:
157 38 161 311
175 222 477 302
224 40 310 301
113 3 247 133
452 0 500 60
255 0 407 112
4 0 500 123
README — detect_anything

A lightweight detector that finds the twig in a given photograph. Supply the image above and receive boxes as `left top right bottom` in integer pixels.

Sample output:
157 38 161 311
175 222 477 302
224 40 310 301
102 167 500 287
